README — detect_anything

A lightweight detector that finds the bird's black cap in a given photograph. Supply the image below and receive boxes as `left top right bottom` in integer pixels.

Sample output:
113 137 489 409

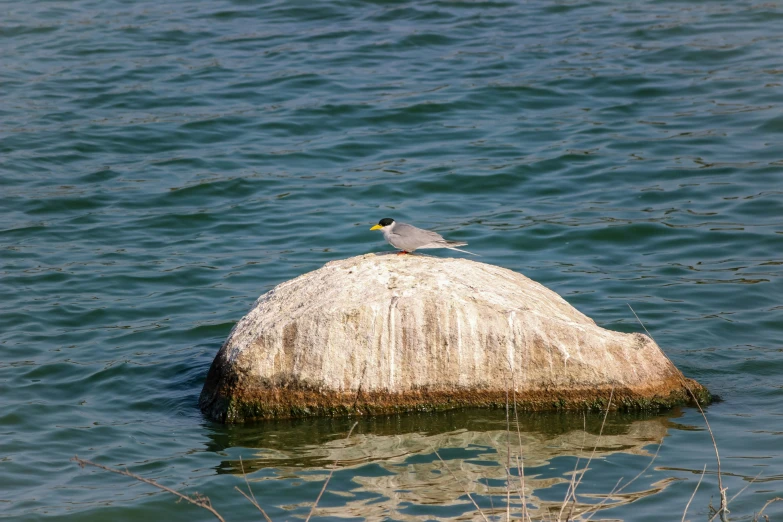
378 218 394 227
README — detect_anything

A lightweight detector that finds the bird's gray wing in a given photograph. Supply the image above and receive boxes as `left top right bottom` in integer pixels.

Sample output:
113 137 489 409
389 223 446 251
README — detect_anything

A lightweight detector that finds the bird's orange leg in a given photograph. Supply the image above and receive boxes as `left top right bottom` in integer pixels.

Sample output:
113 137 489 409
397 250 410 255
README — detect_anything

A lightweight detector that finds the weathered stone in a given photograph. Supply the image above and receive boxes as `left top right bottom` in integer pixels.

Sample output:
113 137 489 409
200 254 709 422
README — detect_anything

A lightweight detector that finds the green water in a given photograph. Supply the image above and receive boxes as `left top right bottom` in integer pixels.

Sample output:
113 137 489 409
2 0 782 519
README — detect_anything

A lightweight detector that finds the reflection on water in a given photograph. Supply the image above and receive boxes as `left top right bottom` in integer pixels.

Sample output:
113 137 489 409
210 408 688 520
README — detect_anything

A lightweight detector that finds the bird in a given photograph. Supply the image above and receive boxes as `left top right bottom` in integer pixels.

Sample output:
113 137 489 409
370 218 478 255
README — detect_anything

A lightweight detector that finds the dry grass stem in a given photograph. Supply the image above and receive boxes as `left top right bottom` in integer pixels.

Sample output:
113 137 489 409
613 441 662 497
487 479 496 514
580 477 624 522
516 455 532 522
432 447 490 522
560 386 615 521
727 470 763 506
681 464 707 522
235 456 273 522
305 421 358 522
506 384 512 521
511 373 532 522
71 456 226 522
559 414 589 520
504 464 528 520
628 304 727 519
581 438 664 522
756 497 783 519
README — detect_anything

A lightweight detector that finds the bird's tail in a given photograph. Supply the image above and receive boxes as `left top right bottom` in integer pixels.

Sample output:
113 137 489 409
445 243 480 256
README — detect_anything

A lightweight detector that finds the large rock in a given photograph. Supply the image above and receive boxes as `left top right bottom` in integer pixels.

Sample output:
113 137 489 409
200 254 709 422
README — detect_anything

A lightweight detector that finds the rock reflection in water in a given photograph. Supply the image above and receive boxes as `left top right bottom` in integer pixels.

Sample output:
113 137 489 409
209 409 682 520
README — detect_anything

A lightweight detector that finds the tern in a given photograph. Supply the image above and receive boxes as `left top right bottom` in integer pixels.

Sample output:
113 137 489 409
370 218 477 255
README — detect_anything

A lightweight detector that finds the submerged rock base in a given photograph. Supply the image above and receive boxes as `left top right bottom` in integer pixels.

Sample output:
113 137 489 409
203 376 710 423
200 254 711 423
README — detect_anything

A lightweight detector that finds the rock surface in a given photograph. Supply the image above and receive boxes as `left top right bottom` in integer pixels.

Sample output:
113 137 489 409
200 254 709 422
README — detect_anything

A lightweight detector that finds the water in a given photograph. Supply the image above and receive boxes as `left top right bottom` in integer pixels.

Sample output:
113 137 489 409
2 0 782 519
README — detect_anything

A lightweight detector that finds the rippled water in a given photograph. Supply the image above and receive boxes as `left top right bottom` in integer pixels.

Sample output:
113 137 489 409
2 0 783 520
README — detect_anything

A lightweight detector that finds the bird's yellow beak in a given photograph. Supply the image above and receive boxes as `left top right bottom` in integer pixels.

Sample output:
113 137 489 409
370 224 383 231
